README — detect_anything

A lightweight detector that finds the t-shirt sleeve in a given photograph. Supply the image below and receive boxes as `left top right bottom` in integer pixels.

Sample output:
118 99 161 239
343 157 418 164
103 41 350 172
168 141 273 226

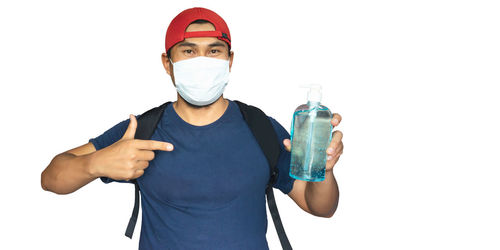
267 116 296 194
88 114 141 184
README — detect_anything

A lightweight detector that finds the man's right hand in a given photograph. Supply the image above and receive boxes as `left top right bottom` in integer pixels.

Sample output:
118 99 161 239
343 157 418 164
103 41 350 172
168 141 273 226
90 114 174 181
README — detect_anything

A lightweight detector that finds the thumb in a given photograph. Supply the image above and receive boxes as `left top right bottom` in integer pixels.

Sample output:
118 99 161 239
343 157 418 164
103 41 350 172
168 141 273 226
121 114 137 140
283 139 291 152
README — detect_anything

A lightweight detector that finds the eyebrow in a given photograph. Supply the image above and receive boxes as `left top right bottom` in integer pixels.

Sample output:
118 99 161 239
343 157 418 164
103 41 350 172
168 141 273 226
177 41 227 48
208 41 227 47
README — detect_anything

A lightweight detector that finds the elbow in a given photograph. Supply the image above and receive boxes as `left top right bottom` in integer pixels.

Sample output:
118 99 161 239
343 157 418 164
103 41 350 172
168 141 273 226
323 200 339 218
41 179 70 195
40 171 60 194
311 201 338 218
41 169 50 192
41 155 58 193
41 167 71 195
323 208 337 218
309 206 337 218
323 195 340 218
41 178 70 195
314 209 336 218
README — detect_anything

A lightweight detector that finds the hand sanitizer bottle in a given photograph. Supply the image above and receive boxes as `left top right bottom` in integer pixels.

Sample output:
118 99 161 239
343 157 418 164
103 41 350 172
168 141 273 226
289 84 333 182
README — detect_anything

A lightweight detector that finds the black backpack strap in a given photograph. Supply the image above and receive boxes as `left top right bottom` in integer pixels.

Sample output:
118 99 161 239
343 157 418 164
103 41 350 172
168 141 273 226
233 100 293 250
125 181 140 238
124 101 172 239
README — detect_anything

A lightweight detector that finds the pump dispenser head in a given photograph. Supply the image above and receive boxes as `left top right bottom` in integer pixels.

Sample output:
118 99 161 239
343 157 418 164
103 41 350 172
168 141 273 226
299 84 322 103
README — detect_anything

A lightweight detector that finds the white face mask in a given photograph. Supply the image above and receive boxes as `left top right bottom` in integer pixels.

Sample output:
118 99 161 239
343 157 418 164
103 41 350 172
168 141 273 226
170 56 230 106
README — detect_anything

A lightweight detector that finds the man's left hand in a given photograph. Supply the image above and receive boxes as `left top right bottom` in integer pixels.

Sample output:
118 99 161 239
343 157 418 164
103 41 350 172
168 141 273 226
283 113 344 172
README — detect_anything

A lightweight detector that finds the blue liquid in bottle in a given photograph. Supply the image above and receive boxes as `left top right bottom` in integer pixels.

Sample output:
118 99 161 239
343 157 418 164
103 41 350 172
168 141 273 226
289 84 333 182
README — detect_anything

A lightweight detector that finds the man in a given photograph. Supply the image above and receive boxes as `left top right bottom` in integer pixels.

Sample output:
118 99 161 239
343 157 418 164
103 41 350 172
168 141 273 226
41 7 344 250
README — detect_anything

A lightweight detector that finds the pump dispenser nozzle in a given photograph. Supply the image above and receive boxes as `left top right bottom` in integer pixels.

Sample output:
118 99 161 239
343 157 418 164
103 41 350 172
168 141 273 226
299 84 322 103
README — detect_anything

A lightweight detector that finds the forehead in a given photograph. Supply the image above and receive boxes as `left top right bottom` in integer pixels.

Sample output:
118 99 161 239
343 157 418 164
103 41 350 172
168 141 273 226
171 22 228 50
177 37 225 48
185 22 215 32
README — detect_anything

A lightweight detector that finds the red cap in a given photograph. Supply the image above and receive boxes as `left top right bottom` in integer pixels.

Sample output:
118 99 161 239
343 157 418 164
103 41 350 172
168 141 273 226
165 7 231 53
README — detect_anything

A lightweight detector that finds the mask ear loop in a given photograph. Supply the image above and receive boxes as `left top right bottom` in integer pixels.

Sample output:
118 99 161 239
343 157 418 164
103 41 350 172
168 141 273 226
168 57 178 87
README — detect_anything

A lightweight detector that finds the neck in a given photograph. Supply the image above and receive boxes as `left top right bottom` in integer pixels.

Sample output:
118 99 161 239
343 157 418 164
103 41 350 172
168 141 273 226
173 94 229 126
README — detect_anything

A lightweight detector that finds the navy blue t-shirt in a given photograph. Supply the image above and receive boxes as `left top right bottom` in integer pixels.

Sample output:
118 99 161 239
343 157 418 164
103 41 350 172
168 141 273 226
89 99 295 250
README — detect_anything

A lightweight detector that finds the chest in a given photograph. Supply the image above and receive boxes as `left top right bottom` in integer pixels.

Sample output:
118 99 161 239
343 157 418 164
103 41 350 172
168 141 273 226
138 122 270 209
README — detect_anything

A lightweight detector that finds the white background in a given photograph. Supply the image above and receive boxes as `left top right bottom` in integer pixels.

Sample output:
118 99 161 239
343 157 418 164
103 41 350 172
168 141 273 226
1 0 499 249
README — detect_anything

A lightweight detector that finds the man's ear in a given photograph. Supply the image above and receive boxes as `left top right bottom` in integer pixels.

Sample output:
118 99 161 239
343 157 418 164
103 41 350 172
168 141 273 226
161 53 171 76
229 51 234 72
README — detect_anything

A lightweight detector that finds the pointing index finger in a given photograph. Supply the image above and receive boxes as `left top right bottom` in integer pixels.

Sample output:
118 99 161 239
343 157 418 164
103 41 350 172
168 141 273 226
133 139 174 151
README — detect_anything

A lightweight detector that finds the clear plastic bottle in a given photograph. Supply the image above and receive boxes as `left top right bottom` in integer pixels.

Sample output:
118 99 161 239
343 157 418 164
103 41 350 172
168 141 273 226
289 84 333 182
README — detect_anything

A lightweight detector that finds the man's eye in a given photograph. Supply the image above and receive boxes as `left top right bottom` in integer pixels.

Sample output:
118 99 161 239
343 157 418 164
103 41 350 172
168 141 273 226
210 49 220 54
184 49 193 54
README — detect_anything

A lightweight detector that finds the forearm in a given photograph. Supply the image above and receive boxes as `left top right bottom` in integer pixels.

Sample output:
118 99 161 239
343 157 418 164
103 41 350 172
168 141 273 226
41 152 98 195
305 169 339 217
